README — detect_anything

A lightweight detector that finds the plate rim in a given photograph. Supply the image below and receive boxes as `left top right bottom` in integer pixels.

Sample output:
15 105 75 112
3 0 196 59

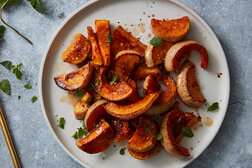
38 0 230 167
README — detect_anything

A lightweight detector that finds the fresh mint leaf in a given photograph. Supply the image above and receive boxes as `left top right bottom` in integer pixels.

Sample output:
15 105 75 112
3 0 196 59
106 33 113 44
156 133 163 141
119 148 125 155
30 0 44 14
72 131 78 139
86 96 93 105
74 89 85 99
150 37 163 47
24 84 32 89
0 25 5 40
111 74 118 84
0 79 10 95
11 63 22 80
82 122 89 136
207 102 219 111
58 117 65 129
0 60 12 70
31 96 37 103
181 126 194 137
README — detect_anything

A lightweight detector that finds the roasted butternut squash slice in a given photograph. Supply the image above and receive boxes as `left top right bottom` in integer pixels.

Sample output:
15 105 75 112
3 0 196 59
160 109 199 158
94 67 133 101
95 20 111 66
143 75 160 95
104 91 160 120
74 90 92 120
164 40 208 72
111 25 147 56
126 79 141 103
112 50 140 80
128 117 158 153
145 76 177 115
151 16 190 42
62 33 90 64
128 142 161 160
54 62 93 91
133 64 162 80
84 100 108 131
112 118 132 142
76 119 113 154
177 60 206 107
87 26 103 65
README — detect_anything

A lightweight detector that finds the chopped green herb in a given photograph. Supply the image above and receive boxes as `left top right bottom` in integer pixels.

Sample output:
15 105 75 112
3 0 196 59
72 131 78 139
86 96 94 105
24 84 32 89
145 127 151 133
0 25 5 40
150 37 163 47
18 95 21 99
119 148 125 155
30 0 44 14
77 60 88 68
89 81 100 95
106 33 113 44
96 79 101 85
0 79 11 95
162 70 170 76
78 127 85 139
0 60 11 70
74 89 85 99
58 117 65 129
35 83 38 86
31 96 37 103
82 122 89 136
181 126 194 137
156 133 163 141
111 75 118 84
11 63 22 80
207 102 219 111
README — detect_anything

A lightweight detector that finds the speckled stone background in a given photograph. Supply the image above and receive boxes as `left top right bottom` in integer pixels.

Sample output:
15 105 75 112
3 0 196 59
0 0 251 167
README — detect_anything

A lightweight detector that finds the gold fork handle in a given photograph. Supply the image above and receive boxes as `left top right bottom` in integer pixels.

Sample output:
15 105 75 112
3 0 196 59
0 107 21 168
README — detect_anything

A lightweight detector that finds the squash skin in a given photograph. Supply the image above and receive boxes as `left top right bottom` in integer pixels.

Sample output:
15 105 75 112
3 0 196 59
133 64 162 80
62 33 90 64
151 16 190 42
76 120 114 154
54 62 93 91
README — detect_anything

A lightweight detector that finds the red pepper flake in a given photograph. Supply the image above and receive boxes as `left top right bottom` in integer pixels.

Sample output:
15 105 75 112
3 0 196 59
217 73 223 78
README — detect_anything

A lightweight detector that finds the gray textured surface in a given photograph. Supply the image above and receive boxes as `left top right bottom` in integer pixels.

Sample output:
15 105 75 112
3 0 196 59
0 0 251 167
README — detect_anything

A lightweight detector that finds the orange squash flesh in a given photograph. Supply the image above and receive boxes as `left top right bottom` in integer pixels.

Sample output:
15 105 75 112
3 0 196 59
128 117 158 153
133 64 162 80
62 34 91 64
143 75 160 95
87 26 103 65
94 67 133 101
151 16 190 42
111 25 147 56
112 118 131 142
123 79 141 104
76 120 113 154
74 91 92 120
128 142 161 160
152 41 175 66
95 20 111 66
54 62 93 91
104 91 160 120
112 53 140 80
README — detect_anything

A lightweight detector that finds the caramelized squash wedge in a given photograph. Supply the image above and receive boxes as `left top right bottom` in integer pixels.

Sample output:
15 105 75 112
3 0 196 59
95 20 111 66
160 109 199 158
145 76 177 115
62 34 91 64
112 50 141 80
104 91 160 120
125 79 141 103
54 62 93 91
94 67 133 101
112 118 132 142
143 75 160 95
84 99 108 131
151 16 190 42
133 64 162 80
74 90 92 120
177 60 206 107
87 26 103 65
164 40 208 72
112 25 147 56
128 117 158 153
128 142 161 160
76 119 113 154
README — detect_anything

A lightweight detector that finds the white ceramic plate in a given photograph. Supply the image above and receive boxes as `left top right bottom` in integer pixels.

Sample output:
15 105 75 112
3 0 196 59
39 0 230 167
